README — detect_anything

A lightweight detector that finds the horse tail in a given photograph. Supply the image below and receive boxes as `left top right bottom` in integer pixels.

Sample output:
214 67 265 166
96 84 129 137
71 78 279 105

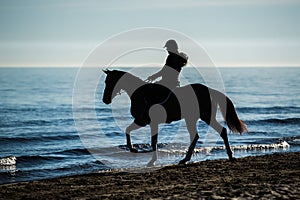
217 92 248 134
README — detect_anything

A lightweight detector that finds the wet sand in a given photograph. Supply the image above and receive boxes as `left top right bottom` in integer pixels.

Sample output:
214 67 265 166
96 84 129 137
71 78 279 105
0 152 299 199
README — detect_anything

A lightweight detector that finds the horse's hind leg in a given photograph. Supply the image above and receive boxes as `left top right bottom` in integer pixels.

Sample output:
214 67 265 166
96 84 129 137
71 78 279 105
147 123 158 167
179 119 199 164
210 119 234 161
126 122 142 153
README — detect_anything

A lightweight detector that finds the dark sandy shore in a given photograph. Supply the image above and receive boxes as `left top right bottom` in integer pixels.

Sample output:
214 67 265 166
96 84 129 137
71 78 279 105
0 152 299 199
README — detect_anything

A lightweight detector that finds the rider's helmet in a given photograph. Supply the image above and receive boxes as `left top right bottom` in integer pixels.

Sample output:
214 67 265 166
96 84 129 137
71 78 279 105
164 39 178 52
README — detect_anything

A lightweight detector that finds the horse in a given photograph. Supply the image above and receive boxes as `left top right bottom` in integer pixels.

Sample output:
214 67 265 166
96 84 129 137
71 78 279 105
102 69 247 166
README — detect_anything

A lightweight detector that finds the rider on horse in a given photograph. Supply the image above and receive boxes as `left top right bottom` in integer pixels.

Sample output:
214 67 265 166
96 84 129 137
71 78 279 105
146 39 188 89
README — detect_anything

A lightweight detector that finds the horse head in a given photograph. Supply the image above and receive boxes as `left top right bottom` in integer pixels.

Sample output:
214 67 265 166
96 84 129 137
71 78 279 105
102 69 125 104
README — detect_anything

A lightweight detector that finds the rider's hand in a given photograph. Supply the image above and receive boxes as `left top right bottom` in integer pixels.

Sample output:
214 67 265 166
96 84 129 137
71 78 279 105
145 76 154 82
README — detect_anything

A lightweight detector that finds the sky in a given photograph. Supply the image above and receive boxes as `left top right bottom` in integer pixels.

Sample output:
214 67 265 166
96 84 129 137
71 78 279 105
0 0 300 67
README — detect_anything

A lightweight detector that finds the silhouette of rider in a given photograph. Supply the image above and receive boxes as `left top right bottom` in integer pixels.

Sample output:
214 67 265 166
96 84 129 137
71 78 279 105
146 39 188 89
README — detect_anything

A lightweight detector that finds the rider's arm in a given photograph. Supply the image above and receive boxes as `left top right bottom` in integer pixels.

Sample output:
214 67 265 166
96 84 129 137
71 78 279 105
148 67 164 80
146 54 170 82
146 65 168 82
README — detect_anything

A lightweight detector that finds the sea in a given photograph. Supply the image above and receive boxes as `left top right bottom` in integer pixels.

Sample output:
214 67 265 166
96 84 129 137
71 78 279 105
0 67 299 184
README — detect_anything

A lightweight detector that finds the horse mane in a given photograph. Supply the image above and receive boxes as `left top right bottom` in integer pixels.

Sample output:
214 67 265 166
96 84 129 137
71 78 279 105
112 70 144 84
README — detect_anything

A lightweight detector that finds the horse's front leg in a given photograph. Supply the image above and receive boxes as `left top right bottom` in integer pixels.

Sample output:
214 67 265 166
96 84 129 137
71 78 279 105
147 123 158 167
125 122 141 153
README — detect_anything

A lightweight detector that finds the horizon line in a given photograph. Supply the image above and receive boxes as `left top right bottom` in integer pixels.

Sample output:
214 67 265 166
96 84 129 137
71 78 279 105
0 64 299 68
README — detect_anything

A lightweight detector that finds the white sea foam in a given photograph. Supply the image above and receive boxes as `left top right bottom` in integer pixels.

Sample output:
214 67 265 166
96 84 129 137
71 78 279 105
159 141 290 154
229 141 290 151
0 156 17 166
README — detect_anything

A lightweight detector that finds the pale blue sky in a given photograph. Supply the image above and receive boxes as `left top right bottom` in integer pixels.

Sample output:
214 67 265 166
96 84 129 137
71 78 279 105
0 0 300 67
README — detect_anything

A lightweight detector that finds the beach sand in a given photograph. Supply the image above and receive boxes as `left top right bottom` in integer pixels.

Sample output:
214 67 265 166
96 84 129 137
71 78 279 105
0 152 299 199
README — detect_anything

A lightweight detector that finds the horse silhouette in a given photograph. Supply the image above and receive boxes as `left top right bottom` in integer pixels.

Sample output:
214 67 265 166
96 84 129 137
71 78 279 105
102 70 247 166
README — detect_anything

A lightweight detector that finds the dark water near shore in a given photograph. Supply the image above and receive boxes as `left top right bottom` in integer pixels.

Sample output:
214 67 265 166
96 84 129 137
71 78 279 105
0 67 300 184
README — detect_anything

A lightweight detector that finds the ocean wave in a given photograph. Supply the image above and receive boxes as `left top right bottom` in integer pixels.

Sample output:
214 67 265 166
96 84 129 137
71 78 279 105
73 107 111 113
1 107 67 113
0 119 51 127
114 141 290 155
238 106 300 114
0 118 75 128
0 156 16 166
281 135 300 145
157 141 290 155
95 106 298 116
55 148 91 156
17 155 65 163
10 149 92 165
51 160 106 172
118 143 168 151
0 159 107 184
0 134 78 144
215 140 290 151
246 117 300 125
14 149 92 164
74 106 300 115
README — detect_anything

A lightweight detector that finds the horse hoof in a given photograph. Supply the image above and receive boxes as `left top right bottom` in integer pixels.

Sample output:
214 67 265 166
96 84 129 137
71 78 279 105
129 148 138 153
179 160 187 165
229 157 237 162
147 160 155 167
147 162 154 167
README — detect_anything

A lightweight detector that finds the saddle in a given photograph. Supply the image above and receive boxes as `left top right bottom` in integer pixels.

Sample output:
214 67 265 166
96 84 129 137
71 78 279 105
130 83 181 126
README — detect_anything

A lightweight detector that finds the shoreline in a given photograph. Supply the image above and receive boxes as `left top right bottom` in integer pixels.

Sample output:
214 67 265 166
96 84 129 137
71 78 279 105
1 152 299 199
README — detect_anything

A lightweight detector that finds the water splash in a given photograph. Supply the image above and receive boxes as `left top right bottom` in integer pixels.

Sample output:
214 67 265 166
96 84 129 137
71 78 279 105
0 156 17 175
159 141 290 155
0 156 16 166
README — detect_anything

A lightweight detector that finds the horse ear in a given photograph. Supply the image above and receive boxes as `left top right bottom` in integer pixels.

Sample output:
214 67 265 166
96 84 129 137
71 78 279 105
102 69 110 74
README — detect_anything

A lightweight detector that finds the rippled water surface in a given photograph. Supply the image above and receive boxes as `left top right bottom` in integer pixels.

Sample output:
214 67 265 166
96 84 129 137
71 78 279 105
0 67 299 184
